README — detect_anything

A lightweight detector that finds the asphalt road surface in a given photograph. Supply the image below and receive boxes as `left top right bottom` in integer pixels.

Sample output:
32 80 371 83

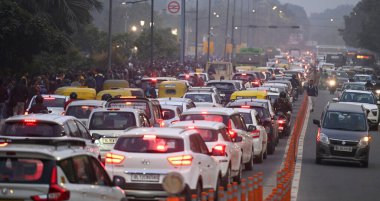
297 89 380 201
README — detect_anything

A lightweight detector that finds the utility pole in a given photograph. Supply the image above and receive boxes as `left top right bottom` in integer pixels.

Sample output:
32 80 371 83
240 0 243 45
150 0 154 69
107 0 113 78
180 0 186 64
224 0 230 60
231 0 236 62
194 0 199 63
206 0 211 62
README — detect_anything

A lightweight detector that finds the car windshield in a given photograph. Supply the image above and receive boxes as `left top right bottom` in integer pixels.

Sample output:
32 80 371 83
1 122 64 137
323 111 367 131
354 76 370 82
180 114 228 125
114 136 184 153
184 94 212 102
207 83 235 91
0 157 54 184
107 101 151 118
89 112 136 130
239 112 253 124
340 92 375 104
66 105 98 119
336 72 349 78
32 97 65 108
342 84 365 91
162 108 176 119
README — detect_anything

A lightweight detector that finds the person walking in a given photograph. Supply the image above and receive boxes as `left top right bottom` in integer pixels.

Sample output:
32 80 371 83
10 78 28 116
306 79 318 112
0 80 8 119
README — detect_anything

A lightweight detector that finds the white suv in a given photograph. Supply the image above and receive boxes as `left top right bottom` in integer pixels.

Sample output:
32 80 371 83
171 121 243 186
65 100 106 126
0 138 126 201
180 107 256 170
88 108 151 159
183 92 223 108
105 128 222 200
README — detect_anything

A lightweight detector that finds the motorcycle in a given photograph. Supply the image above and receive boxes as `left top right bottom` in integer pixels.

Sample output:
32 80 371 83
276 111 291 137
327 79 337 94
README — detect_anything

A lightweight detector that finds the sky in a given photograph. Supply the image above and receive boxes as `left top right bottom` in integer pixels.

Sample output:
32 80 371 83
280 0 361 15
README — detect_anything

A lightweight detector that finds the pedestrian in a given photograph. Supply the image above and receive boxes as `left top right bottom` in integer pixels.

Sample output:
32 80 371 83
64 92 78 110
0 80 8 119
10 78 28 116
306 79 318 112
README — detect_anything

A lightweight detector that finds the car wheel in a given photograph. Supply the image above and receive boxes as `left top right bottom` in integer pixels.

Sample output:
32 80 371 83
245 151 254 171
195 181 202 201
222 166 232 189
233 160 243 183
267 141 275 155
263 147 268 159
315 157 322 164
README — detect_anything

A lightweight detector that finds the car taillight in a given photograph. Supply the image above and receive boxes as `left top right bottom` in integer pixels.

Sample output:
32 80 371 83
31 167 70 201
212 144 226 155
228 129 237 138
105 153 125 164
171 120 179 124
241 105 251 109
168 155 193 166
251 130 260 138
0 142 8 147
316 128 321 142
278 120 286 124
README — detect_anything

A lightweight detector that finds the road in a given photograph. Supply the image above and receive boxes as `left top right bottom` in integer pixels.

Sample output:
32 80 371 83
297 90 380 201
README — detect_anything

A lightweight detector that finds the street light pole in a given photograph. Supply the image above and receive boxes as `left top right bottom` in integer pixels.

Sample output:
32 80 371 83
231 0 236 62
180 0 186 64
224 0 230 60
194 0 199 63
206 0 211 62
150 0 154 69
107 0 113 78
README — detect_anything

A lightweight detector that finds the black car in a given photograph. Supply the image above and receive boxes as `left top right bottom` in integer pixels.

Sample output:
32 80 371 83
313 103 371 167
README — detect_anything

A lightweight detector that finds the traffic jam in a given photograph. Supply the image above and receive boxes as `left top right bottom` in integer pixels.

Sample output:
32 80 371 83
0 49 378 201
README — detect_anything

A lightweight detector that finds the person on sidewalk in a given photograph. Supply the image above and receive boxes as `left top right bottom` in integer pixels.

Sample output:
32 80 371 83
306 79 318 112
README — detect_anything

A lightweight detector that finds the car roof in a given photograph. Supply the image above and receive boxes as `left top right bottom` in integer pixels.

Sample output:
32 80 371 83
327 103 365 113
171 120 225 130
185 92 214 95
234 108 257 115
157 98 193 103
67 100 106 107
122 127 196 138
354 74 370 76
182 107 237 115
91 107 143 113
207 80 237 84
38 94 68 99
5 114 75 124
344 90 372 94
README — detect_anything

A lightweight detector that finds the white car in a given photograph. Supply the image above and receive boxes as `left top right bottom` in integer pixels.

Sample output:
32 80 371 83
183 92 223 108
88 108 151 159
0 138 127 201
335 90 379 130
180 107 256 170
161 105 181 126
105 128 222 200
235 108 268 163
65 100 106 126
1 114 100 159
26 95 68 115
157 97 196 114
171 121 243 186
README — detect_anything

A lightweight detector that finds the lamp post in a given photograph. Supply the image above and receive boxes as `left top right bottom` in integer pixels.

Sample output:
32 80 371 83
206 0 211 62
194 0 199 63
107 0 113 78
223 0 230 60
150 0 154 69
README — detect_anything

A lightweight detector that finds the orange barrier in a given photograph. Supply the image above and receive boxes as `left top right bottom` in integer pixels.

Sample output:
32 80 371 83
166 95 309 201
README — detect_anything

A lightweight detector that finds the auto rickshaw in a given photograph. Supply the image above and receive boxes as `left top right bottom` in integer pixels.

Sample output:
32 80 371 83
102 80 129 90
54 87 96 100
230 90 268 101
158 81 189 98
96 88 145 100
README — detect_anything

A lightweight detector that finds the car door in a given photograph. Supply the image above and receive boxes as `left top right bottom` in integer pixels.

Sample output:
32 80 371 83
57 157 86 201
220 128 241 172
76 120 100 158
189 134 211 189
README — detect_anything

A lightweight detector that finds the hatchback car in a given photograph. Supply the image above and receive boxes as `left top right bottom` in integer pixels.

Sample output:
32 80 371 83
65 100 106 126
313 103 371 167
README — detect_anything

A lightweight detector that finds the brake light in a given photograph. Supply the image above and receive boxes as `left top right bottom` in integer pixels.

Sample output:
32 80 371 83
252 81 260 85
188 126 195 129
31 167 70 201
168 155 193 166
24 119 36 123
242 73 247 76
151 78 157 82
212 144 226 155
120 96 137 99
157 119 165 127
143 135 157 140
44 97 56 100
185 74 190 78
201 111 208 114
241 105 251 109
156 145 167 152
105 153 125 164
251 130 260 138
0 143 8 147
316 128 321 142
107 108 120 111
278 120 286 124
228 129 237 138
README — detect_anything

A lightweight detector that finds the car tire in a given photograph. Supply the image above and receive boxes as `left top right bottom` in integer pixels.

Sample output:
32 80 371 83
194 181 202 201
222 166 232 189
254 150 264 163
245 151 254 171
315 157 322 164
263 147 268 159
267 142 275 155
233 160 243 183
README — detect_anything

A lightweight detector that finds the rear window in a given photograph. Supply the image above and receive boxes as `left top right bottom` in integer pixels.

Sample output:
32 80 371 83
115 136 184 153
232 74 255 81
89 112 136 130
184 94 213 103
239 113 253 124
162 109 176 119
66 105 98 119
196 129 218 142
180 114 228 126
32 97 65 108
1 122 64 137
0 157 54 184
207 83 235 91
107 101 151 118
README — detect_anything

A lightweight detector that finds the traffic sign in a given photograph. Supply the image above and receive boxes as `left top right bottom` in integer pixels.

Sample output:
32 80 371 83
167 0 181 15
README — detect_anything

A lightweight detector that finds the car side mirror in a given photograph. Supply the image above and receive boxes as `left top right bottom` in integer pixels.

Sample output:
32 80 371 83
247 125 257 132
232 136 243 143
92 133 103 140
113 176 126 189
332 98 339 102
313 119 320 127
162 111 171 120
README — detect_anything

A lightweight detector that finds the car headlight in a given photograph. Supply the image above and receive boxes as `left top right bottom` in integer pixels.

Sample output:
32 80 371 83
318 132 330 144
328 80 336 86
358 136 370 147
371 109 378 116
376 90 380 94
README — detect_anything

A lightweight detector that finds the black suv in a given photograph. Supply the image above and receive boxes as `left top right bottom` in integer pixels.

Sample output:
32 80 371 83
313 103 371 167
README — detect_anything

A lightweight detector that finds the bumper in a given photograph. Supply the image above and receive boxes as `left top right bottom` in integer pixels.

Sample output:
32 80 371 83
316 142 369 162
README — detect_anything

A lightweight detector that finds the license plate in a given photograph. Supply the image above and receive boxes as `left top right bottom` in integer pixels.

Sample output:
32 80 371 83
102 138 116 144
334 146 353 152
220 94 226 97
131 174 159 182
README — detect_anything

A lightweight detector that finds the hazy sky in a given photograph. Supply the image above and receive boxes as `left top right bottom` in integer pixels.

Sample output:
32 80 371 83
280 0 361 15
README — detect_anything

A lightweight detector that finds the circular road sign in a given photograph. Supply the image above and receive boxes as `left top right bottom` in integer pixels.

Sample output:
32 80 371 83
162 172 185 195
167 1 180 14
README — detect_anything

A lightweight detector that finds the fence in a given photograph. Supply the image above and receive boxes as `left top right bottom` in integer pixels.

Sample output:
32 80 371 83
168 95 309 201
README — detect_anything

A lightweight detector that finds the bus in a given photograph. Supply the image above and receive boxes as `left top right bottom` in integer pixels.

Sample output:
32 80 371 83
235 48 267 66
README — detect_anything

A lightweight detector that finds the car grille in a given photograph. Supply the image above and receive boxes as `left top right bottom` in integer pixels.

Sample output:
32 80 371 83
330 147 357 157
330 139 358 146
125 183 164 191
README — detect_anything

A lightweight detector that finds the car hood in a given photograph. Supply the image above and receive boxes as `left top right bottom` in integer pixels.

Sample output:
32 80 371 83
338 102 378 110
321 128 368 141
